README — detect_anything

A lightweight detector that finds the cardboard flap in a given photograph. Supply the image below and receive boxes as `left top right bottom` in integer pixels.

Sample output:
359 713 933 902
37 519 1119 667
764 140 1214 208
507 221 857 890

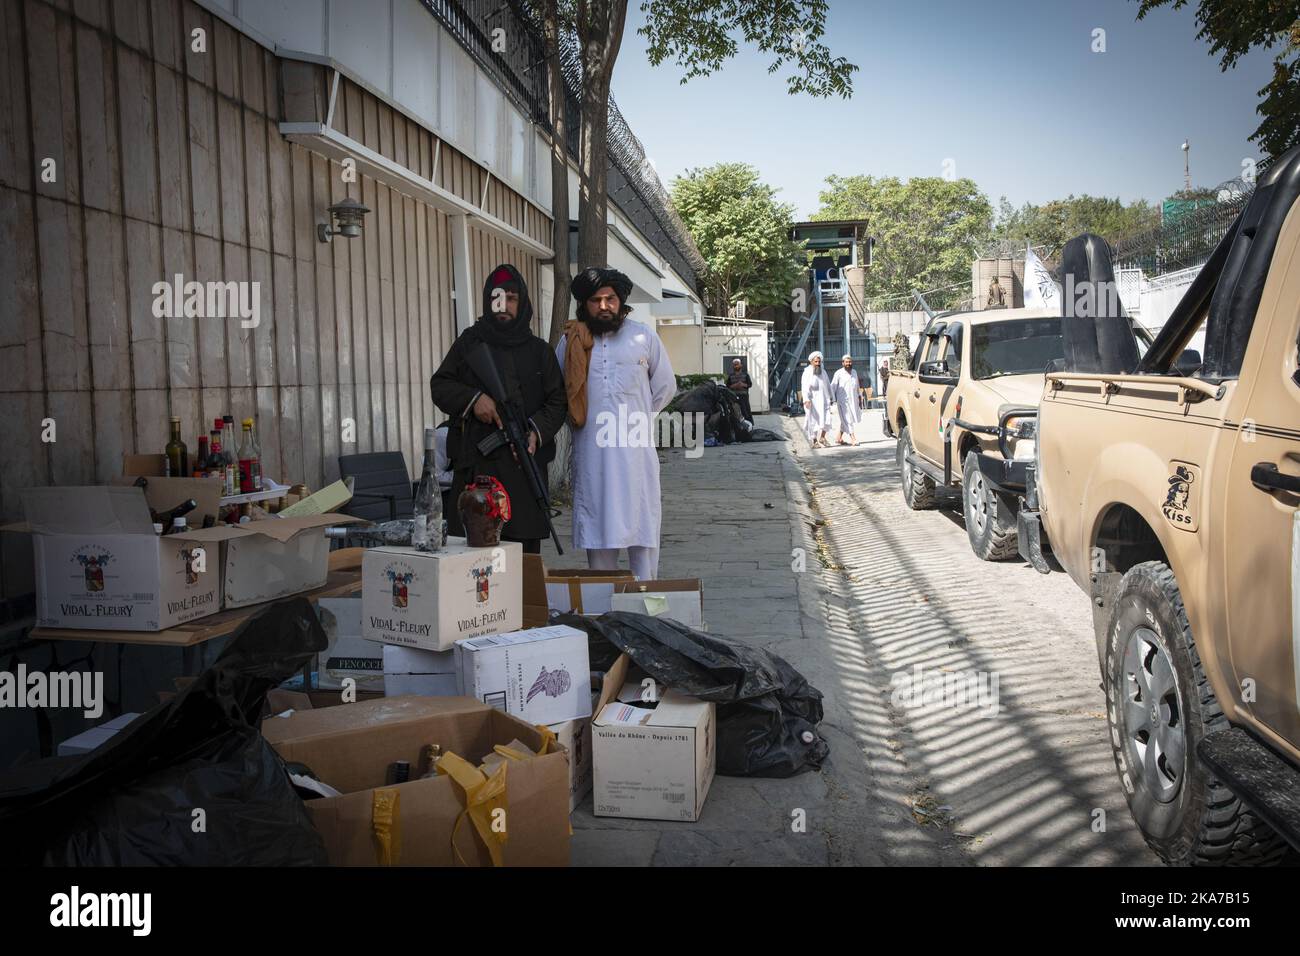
262 694 489 745
613 578 702 595
648 690 711 728
21 486 154 535
172 524 255 543
111 475 224 525
522 554 547 605
595 653 630 714
241 512 364 542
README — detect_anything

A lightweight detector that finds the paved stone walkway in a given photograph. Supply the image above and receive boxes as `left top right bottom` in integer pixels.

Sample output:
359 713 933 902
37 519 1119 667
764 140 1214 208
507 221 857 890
544 408 1158 866
545 414 966 865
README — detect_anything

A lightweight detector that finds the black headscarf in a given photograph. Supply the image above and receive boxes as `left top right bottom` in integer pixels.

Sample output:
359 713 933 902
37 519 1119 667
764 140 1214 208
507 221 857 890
470 263 534 348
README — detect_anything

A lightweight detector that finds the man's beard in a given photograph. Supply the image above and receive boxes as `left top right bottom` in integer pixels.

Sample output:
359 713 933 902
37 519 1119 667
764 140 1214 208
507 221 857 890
581 309 625 335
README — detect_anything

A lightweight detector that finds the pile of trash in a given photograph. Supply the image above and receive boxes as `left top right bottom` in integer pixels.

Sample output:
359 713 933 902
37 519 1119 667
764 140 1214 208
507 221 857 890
559 610 829 778
667 382 784 445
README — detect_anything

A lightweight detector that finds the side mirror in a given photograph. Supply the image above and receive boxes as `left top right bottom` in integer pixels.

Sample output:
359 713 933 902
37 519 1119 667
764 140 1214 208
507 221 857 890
920 360 951 378
1175 349 1201 374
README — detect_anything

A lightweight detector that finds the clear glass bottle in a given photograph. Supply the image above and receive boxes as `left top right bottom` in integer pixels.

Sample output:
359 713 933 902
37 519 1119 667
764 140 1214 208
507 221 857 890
411 426 442 552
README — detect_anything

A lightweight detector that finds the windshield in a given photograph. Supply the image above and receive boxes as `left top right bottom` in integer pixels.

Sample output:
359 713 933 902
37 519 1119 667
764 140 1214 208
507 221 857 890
971 318 1065 379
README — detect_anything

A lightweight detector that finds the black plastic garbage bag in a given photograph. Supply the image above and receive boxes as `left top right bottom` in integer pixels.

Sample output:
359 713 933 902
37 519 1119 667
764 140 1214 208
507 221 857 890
0 597 329 866
559 611 829 777
670 384 785 444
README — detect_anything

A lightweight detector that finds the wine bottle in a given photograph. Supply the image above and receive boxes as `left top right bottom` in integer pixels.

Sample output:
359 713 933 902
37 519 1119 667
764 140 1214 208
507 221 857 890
411 426 442 552
165 417 189 478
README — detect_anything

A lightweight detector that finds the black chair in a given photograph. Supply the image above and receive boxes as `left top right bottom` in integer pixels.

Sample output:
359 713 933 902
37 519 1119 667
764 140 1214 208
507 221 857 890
338 451 415 522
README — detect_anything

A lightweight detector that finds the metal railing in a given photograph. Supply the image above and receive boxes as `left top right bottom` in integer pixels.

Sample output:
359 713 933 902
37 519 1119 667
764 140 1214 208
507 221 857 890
422 1 703 288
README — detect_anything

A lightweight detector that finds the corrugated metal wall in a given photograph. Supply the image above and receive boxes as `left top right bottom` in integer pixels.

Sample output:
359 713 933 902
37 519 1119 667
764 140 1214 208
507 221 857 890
0 0 551 598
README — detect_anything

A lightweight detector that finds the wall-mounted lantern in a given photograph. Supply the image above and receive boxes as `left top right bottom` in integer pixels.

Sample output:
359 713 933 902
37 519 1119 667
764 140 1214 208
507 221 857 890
317 197 370 243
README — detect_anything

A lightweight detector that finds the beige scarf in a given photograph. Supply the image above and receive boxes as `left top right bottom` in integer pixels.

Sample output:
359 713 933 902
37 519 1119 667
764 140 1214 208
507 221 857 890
563 318 595 427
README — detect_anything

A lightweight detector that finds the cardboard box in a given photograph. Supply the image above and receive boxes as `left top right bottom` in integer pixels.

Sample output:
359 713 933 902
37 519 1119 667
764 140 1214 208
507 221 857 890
609 578 704 629
592 679 716 823
522 554 551 628
316 598 385 693
263 695 571 866
362 540 522 650
550 715 593 812
220 512 360 609
382 644 460 697
544 567 635 615
19 484 225 631
456 625 592 726
56 712 140 756
263 687 384 715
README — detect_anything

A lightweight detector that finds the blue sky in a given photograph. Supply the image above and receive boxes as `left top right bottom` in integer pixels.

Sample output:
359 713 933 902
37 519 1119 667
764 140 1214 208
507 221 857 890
611 0 1279 218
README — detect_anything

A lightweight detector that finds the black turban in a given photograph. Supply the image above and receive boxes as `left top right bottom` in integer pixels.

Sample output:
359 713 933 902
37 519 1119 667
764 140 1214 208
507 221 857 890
570 267 633 305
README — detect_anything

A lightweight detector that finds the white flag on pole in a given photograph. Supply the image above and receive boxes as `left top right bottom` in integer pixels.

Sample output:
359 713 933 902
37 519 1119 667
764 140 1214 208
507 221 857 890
1023 244 1061 312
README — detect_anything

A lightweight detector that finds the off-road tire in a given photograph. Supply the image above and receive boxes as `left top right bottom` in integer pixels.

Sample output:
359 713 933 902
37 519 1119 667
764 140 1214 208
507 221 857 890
961 452 1018 561
896 425 935 510
1104 561 1289 866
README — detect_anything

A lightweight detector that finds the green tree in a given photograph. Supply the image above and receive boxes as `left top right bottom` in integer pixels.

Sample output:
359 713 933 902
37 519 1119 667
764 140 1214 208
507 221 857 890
815 176 993 309
994 194 1161 250
639 0 858 98
567 1 858 280
671 163 805 312
1135 1 1299 157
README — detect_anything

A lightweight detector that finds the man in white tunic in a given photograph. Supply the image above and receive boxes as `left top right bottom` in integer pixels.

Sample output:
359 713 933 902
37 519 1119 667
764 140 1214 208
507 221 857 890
831 354 862 446
558 268 676 580
801 351 833 448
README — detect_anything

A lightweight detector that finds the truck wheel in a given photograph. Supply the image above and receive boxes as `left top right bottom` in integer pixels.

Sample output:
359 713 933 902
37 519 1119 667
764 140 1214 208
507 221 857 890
1104 561 1289 866
961 452 1018 561
896 425 935 510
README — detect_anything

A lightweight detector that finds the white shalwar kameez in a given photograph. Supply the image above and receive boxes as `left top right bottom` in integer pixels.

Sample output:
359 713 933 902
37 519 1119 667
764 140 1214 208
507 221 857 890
802 365 833 443
832 367 862 437
557 318 676 580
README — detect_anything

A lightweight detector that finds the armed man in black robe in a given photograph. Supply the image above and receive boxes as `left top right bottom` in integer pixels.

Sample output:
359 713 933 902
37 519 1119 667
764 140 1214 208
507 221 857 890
430 264 567 554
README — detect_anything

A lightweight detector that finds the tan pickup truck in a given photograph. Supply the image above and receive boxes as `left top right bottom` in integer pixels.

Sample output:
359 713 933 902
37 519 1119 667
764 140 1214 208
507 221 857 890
885 307 1074 560
1005 148 1300 865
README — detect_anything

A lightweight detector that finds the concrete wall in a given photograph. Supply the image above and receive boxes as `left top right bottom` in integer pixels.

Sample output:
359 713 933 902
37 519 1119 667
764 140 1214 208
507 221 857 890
862 310 930 341
0 0 550 599
658 324 703 378
702 325 769 414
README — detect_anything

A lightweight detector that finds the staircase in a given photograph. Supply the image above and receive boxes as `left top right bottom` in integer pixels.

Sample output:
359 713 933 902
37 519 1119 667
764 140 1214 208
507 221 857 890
768 277 864 409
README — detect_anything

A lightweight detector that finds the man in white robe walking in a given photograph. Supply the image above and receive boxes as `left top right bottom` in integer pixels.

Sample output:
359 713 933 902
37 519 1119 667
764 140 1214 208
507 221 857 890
801 351 833 448
831 353 862 446
557 267 676 580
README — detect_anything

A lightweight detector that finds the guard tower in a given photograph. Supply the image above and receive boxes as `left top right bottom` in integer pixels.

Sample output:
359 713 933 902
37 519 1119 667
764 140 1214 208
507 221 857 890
770 220 873 410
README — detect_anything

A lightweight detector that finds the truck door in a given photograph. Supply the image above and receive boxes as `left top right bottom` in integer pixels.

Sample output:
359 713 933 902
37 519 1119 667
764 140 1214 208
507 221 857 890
1222 234 1300 748
912 327 956 464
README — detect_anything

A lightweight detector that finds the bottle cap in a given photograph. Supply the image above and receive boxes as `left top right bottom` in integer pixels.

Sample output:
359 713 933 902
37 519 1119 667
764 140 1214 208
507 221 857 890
170 416 180 424
153 523 164 535
242 417 254 427
172 517 186 528
214 419 224 429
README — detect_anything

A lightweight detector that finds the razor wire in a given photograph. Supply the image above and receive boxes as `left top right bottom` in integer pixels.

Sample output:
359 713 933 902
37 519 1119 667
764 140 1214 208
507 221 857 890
424 0 704 287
